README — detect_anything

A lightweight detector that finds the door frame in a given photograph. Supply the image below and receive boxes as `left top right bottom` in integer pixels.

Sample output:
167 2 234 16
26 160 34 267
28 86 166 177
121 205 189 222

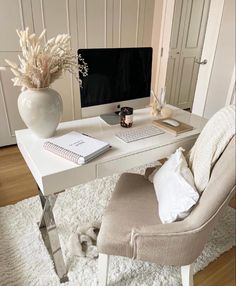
225 65 235 105
153 0 225 115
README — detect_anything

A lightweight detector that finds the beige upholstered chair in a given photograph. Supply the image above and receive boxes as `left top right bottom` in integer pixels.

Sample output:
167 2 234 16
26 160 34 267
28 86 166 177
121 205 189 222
97 136 235 286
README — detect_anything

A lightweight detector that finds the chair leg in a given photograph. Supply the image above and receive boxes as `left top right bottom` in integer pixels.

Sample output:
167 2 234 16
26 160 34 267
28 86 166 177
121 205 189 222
98 253 110 286
181 264 193 286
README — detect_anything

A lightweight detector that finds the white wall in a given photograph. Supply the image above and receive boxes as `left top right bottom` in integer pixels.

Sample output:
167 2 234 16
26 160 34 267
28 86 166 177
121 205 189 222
203 0 235 118
0 0 155 146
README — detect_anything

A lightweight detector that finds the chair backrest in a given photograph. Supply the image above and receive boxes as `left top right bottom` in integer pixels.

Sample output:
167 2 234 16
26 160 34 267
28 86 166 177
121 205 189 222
186 135 235 227
188 104 235 192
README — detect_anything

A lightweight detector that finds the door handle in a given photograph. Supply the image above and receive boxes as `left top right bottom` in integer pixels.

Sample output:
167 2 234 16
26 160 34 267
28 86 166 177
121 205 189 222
195 59 207 65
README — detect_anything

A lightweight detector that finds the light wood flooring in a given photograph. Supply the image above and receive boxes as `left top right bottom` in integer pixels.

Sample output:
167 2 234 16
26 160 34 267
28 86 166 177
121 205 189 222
0 145 235 285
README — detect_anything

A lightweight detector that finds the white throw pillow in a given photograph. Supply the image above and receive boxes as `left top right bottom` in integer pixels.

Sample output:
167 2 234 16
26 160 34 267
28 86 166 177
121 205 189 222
151 148 199 224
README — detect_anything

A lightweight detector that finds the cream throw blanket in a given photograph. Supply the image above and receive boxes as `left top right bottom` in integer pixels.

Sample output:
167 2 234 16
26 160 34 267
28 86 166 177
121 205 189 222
189 104 235 192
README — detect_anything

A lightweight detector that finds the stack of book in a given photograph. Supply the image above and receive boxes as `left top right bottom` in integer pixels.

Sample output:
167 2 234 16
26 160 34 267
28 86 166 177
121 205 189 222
152 118 193 136
43 131 111 164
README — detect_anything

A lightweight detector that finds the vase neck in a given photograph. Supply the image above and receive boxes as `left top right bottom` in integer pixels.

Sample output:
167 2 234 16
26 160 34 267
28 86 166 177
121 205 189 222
28 87 51 91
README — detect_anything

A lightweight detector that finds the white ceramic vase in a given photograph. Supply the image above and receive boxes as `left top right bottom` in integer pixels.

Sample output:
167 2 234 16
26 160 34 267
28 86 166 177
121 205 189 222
18 87 63 138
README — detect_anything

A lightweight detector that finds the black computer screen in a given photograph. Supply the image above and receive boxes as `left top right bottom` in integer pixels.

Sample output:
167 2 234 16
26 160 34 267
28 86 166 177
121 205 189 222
78 47 152 108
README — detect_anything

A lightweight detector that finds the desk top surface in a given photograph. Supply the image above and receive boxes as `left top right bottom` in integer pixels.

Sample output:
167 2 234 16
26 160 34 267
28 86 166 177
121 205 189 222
16 107 207 189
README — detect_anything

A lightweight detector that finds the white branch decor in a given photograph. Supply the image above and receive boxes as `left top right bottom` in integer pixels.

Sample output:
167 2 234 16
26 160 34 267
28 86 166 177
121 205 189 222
150 88 166 116
5 28 88 90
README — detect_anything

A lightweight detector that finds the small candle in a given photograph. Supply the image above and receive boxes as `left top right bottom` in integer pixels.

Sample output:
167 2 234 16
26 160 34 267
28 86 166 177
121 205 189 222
120 107 133 128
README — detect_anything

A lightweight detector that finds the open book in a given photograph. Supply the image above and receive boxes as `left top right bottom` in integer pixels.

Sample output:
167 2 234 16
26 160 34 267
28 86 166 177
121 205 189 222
43 131 111 164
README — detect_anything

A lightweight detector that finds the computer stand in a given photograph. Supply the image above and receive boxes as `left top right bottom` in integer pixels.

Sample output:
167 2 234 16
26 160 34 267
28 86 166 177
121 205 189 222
100 112 120 125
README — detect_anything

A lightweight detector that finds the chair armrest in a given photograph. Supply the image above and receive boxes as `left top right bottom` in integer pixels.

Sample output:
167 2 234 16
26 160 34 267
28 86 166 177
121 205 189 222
129 189 234 266
129 218 210 265
131 219 191 241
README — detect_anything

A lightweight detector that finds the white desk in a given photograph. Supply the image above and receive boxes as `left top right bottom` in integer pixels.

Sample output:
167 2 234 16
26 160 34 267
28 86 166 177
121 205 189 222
15 107 207 282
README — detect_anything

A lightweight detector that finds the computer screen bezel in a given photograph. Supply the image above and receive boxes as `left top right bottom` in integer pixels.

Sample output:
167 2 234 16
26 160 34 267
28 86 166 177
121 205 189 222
78 47 152 118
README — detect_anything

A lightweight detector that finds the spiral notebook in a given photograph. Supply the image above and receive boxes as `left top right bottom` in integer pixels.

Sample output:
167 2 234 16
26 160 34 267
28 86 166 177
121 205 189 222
43 131 110 164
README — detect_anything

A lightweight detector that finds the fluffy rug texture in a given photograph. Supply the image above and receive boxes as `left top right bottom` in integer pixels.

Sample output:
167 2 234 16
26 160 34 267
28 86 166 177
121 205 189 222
0 163 235 286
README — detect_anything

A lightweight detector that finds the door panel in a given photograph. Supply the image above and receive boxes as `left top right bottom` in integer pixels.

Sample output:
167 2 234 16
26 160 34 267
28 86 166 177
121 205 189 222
0 0 23 51
0 69 24 134
176 57 196 108
86 0 106 48
186 0 205 48
165 57 178 104
169 0 185 50
165 0 210 110
42 0 69 38
120 0 139 47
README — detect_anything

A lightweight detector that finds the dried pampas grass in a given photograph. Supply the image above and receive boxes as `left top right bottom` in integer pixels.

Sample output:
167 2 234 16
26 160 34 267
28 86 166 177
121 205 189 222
5 28 88 90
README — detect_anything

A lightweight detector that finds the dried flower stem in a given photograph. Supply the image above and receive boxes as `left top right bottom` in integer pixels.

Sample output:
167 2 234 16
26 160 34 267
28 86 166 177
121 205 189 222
5 28 88 90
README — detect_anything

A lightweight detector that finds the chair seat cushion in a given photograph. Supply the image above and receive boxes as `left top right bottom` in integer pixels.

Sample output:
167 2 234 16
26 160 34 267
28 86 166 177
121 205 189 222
97 173 161 257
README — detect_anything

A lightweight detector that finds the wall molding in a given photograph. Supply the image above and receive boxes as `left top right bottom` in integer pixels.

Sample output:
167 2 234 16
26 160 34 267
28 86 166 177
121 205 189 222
135 0 140 46
18 0 25 29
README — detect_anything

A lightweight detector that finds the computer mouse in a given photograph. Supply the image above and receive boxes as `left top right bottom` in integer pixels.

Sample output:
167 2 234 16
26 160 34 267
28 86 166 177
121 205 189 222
162 119 180 127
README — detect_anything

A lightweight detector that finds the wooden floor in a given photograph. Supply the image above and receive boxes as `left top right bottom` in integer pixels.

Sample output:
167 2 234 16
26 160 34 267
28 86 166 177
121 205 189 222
0 145 235 285
0 145 37 205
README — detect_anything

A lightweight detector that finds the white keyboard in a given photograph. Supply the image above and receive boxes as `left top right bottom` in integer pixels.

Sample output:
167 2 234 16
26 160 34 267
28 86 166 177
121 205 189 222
116 125 164 143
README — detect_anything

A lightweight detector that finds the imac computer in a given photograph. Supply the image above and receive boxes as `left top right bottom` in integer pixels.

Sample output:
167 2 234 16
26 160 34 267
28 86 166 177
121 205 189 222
78 47 152 125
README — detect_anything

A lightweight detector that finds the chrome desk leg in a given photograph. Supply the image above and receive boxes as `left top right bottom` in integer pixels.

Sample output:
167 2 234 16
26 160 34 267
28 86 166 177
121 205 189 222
38 187 68 283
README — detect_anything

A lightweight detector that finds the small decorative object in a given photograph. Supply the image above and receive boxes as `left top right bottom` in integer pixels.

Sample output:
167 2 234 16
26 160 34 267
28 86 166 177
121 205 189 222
17 88 63 138
5 28 88 138
150 88 166 117
160 106 173 118
68 222 101 258
120 107 133 128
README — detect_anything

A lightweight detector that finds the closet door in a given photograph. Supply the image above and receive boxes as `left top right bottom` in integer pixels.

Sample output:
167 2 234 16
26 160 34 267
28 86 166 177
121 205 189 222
165 0 188 107
165 0 210 110
0 0 34 146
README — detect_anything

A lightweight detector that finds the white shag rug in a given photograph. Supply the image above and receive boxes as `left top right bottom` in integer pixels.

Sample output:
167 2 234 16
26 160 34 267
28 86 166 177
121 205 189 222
0 163 235 286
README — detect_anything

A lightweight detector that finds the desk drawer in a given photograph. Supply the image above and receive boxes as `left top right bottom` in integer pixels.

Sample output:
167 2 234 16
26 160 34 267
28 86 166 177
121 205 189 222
97 137 196 178
42 163 97 195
